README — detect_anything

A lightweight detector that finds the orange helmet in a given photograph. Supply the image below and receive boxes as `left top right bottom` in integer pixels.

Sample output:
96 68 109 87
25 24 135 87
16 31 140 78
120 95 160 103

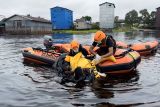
70 40 79 49
94 31 106 42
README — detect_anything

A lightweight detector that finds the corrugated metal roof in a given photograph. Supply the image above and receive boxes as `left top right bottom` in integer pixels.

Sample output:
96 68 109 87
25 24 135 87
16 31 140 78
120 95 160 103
51 6 73 12
99 2 115 8
4 14 51 23
24 15 51 23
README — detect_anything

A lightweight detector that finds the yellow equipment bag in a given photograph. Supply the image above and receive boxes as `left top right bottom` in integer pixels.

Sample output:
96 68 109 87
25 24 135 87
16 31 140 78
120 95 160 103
65 52 107 79
65 52 93 71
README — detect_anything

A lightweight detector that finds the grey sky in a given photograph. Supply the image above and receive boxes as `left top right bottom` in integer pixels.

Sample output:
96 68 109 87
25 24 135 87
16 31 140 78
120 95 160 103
0 0 160 22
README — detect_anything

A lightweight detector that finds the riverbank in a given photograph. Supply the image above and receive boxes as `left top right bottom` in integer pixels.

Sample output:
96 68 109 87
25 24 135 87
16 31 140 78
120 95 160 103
52 27 160 34
113 27 138 32
52 28 138 34
52 29 97 34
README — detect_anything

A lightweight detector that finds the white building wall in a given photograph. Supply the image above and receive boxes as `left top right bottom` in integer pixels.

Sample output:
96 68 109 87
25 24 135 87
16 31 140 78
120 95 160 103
100 3 115 29
75 22 91 30
76 22 86 29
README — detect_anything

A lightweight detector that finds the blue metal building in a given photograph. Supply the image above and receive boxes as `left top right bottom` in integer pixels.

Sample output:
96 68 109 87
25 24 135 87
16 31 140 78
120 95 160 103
50 6 73 29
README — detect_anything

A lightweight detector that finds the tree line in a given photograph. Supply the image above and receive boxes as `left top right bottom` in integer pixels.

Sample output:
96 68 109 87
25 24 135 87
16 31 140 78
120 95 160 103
124 9 156 28
78 9 156 29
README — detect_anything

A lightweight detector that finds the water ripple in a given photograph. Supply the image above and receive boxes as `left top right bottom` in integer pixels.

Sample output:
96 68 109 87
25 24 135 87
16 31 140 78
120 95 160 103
0 33 160 107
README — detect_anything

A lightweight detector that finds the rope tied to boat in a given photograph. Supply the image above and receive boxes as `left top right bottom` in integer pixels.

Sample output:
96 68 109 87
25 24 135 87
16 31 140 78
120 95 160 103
114 48 134 59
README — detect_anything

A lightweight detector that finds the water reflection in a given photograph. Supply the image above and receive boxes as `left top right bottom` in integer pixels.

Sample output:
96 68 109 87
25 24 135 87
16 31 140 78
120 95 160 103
53 33 95 45
91 71 140 99
22 61 56 83
72 33 94 45
91 85 114 99
114 31 159 44
52 33 73 44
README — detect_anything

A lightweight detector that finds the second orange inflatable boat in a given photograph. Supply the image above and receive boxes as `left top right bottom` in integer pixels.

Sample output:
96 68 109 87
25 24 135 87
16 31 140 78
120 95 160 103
22 47 61 65
116 40 159 56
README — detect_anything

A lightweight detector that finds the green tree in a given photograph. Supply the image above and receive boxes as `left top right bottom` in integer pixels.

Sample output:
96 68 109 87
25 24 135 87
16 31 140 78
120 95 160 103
149 11 156 27
82 16 92 21
114 16 120 28
114 16 119 22
139 9 150 27
125 10 139 27
91 22 99 29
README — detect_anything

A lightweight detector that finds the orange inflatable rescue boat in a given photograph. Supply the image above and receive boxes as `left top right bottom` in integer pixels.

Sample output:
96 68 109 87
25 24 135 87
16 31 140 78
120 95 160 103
53 44 141 75
22 47 61 65
22 44 141 75
116 40 159 56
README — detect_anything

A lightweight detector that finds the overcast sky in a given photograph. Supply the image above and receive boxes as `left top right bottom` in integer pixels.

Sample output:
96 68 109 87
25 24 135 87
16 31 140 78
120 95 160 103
0 0 160 22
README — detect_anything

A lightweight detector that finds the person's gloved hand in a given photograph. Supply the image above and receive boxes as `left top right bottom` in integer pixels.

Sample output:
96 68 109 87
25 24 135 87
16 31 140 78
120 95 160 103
95 54 101 61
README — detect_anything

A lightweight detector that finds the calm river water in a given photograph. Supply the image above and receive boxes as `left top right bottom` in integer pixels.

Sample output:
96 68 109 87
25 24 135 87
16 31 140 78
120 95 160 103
0 31 160 107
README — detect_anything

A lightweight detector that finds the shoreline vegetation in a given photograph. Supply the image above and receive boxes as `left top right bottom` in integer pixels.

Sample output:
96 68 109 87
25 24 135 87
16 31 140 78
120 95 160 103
52 29 97 34
113 27 138 32
52 27 139 34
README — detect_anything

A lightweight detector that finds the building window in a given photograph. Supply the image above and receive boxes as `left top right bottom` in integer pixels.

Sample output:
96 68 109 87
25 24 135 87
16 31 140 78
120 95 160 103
13 20 22 28
17 21 22 28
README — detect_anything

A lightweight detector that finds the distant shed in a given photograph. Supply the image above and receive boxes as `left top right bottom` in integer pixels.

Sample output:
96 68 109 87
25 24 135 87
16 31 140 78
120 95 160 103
75 18 91 30
4 14 52 35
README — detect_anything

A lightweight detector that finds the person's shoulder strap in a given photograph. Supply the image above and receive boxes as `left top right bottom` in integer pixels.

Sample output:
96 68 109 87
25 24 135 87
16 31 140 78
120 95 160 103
79 44 83 51
108 35 116 44
108 35 117 54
